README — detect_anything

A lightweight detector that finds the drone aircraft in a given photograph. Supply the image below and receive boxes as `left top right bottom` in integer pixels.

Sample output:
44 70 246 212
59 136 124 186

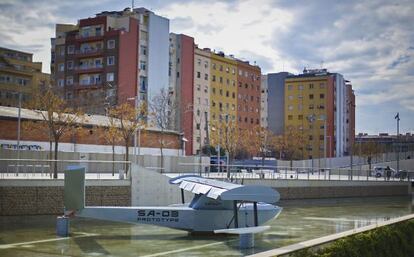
64 167 282 233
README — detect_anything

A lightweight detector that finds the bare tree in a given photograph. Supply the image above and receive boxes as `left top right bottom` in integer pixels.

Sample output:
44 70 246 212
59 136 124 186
243 125 275 166
273 128 304 167
108 102 146 176
149 88 176 173
25 89 82 178
100 116 122 176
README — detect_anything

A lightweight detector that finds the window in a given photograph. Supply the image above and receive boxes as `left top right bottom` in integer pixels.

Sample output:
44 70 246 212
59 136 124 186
204 61 208 68
140 61 146 71
58 63 64 72
66 76 73 85
140 45 147 55
309 94 314 99
288 95 293 100
298 115 303 120
107 56 115 65
288 85 293 90
196 123 200 130
319 135 324 140
226 91 229 97
197 59 201 65
107 39 115 49
226 79 229 85
204 73 208 80
197 72 201 78
219 77 223 83
309 135 313 140
232 92 235 98
58 79 64 87
67 61 73 70
212 75 216 82
320 93 325 99
225 67 229 73
212 63 216 70
320 83 325 88
219 65 223 71
196 84 201 91
309 104 314 109
309 84 314 89
204 86 208 93
140 76 147 91
67 45 75 54
212 88 216 94
288 105 293 111
106 72 114 82
288 115 293 120
298 85 304 90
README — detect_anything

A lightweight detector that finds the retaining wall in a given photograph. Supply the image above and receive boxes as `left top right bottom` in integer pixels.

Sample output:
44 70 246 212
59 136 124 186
0 180 131 216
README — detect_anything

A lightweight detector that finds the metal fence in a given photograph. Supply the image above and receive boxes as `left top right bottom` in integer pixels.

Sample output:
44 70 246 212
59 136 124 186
173 164 414 182
0 159 131 179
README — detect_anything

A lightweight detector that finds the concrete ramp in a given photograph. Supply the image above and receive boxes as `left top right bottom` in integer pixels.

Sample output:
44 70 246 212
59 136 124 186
131 164 193 206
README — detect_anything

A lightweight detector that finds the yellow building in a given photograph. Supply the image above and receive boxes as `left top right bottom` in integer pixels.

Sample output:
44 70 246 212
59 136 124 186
284 73 334 159
209 52 238 133
0 47 50 107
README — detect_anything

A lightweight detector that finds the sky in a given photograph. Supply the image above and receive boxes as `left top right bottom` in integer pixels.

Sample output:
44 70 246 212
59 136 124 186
0 0 413 135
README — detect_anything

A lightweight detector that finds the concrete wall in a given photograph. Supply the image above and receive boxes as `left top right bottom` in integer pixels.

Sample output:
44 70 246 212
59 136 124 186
131 164 193 206
243 179 411 200
0 149 210 173
0 180 130 216
277 151 414 169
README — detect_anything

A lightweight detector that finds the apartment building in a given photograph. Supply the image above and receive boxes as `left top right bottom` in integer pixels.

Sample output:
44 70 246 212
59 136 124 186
262 72 292 135
284 68 355 158
51 7 169 114
209 52 238 130
192 47 211 154
169 33 195 155
236 60 261 130
0 47 50 107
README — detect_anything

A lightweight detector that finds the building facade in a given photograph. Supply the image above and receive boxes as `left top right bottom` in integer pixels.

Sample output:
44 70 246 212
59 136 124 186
51 8 169 114
260 75 268 129
263 72 292 135
0 47 50 107
284 69 354 159
209 52 238 129
236 60 261 131
170 40 262 155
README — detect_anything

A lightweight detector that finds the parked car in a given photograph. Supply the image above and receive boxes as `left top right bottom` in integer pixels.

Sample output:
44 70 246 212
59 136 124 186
394 170 409 179
371 166 396 177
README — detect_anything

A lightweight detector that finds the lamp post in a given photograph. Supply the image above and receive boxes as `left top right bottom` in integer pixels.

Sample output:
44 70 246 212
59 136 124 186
307 114 316 171
11 92 22 175
395 112 400 172
127 96 141 164
211 125 221 173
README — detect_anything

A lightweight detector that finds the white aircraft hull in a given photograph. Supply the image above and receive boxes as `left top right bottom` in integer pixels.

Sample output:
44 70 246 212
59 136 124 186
78 203 282 232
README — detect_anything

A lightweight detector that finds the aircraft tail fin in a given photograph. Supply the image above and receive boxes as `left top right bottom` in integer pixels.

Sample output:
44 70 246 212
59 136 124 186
64 166 85 213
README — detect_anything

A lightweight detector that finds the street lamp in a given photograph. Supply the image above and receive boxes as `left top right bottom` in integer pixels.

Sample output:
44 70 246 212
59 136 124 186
11 92 22 175
211 125 221 173
395 112 400 172
307 114 316 171
127 96 142 164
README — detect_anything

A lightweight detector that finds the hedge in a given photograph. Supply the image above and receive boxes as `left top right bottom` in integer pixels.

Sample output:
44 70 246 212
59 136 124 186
290 219 414 257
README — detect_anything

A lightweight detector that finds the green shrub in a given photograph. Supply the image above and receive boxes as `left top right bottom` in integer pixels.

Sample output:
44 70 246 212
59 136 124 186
290 219 414 257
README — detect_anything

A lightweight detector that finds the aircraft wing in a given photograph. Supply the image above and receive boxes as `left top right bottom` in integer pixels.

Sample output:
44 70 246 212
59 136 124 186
169 175 280 204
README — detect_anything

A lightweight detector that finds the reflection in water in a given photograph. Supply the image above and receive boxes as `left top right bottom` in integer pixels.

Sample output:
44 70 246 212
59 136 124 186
0 196 412 257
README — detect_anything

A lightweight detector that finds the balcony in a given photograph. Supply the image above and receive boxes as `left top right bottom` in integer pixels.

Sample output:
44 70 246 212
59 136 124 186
72 82 103 91
74 48 103 58
75 32 104 42
74 64 103 74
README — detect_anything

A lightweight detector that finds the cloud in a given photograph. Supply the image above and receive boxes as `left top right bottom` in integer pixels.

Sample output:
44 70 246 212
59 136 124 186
0 0 413 133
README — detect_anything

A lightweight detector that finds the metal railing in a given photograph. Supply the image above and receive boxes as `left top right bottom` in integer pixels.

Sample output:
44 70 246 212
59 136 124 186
0 159 131 180
174 163 414 182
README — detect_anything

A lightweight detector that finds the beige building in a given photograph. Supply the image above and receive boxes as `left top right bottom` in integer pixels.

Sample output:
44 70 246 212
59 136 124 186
0 47 50 107
193 47 211 154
